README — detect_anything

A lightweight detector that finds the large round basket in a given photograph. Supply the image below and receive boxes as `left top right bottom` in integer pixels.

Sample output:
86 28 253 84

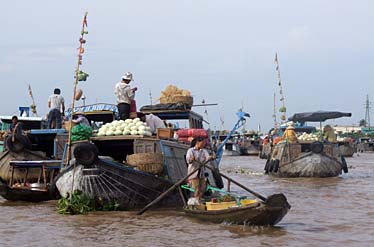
160 96 193 106
136 163 163 175
127 153 164 175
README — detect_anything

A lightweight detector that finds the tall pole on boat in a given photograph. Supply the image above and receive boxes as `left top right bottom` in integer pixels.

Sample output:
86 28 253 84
66 12 89 164
275 52 286 124
365 94 371 132
272 92 277 129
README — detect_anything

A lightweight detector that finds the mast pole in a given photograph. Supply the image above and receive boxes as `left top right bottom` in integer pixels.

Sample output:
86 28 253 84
66 12 89 165
275 52 286 124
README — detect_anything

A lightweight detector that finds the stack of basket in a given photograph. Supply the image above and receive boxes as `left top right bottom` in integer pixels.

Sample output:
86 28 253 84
126 153 164 175
159 85 193 107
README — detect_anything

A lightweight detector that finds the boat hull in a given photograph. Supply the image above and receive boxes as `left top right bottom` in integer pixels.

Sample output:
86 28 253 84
265 142 346 177
278 152 343 177
184 194 290 226
0 179 56 202
56 158 183 210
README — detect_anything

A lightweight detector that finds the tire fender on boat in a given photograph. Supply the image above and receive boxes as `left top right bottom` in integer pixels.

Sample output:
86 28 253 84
311 141 324 154
73 142 99 166
264 158 270 173
6 134 32 153
273 159 280 173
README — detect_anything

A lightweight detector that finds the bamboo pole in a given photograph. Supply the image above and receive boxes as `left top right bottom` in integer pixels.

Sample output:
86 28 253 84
67 12 88 200
66 12 88 165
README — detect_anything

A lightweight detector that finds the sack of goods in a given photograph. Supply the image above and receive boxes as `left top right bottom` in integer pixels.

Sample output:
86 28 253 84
159 85 193 106
177 129 209 138
96 118 152 137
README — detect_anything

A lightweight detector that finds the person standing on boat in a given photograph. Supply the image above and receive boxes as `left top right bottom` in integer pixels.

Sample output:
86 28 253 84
282 124 298 143
137 112 166 134
186 137 212 203
323 125 337 142
47 88 65 129
114 72 137 120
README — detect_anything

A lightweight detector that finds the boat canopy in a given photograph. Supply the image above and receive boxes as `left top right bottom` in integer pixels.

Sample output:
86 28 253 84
288 111 352 123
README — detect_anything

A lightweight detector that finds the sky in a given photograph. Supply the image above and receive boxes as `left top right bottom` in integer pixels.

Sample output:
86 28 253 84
0 0 373 131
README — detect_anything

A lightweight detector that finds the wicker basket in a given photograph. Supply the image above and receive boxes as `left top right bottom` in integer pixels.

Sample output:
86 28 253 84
127 153 163 166
136 163 163 175
160 96 193 106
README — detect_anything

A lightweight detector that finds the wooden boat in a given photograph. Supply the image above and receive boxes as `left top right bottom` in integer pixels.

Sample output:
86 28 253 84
0 157 62 202
265 111 351 177
0 115 67 202
239 135 261 156
184 193 290 226
265 141 348 177
357 137 374 152
56 107 226 210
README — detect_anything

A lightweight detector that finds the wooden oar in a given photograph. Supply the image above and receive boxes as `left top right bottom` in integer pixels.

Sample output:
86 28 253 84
137 159 211 215
204 163 267 202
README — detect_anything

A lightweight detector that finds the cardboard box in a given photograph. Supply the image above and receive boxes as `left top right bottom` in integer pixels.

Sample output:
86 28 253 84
157 128 174 139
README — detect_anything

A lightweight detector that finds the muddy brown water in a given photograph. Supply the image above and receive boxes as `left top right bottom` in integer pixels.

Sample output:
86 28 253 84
1 153 374 247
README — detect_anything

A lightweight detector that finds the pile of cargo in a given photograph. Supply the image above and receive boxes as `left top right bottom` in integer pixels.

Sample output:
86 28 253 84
298 132 320 142
159 85 193 106
177 129 209 143
97 118 152 136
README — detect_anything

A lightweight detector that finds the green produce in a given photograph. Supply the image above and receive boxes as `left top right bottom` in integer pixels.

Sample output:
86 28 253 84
71 124 92 142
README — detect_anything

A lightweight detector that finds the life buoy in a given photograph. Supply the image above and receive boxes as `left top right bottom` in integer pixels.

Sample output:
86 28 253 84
341 156 348 173
311 142 324 154
73 142 98 166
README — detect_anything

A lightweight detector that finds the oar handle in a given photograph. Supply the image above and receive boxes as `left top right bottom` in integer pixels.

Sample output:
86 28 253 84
137 159 211 215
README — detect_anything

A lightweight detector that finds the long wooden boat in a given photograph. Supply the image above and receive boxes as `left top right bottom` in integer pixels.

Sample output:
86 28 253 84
184 193 290 226
239 141 260 156
265 141 348 177
0 179 56 202
0 128 67 202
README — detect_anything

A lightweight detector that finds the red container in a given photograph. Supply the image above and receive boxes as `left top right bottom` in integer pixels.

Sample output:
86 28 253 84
130 100 137 113
177 129 209 138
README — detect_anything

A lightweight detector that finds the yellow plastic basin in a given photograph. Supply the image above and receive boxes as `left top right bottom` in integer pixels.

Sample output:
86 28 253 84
206 201 237 211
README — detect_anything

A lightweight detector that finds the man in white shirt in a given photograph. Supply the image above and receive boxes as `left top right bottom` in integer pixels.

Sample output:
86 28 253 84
47 88 65 129
114 72 137 120
138 113 166 134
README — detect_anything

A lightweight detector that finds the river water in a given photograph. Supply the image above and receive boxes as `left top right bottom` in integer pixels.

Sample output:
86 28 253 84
1 153 373 247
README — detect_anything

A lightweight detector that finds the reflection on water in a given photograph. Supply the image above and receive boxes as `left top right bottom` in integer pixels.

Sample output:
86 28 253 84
1 153 374 246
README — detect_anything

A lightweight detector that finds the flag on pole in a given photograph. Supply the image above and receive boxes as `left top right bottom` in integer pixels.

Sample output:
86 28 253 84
83 14 88 27
28 84 33 98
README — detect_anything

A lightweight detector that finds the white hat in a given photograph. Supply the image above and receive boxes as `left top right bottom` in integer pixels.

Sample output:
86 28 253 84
122 72 133 81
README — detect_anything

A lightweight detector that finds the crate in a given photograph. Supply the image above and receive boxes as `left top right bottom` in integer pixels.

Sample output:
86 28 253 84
206 201 237 211
157 128 174 139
